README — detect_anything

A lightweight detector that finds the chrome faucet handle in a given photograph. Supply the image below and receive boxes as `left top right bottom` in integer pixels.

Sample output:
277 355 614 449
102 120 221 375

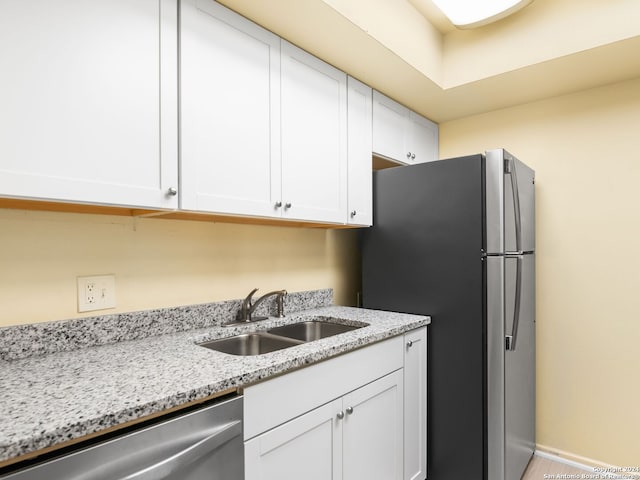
239 288 259 322
275 290 287 318
245 287 259 304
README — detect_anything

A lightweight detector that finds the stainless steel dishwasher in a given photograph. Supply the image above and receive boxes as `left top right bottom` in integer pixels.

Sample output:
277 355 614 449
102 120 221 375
1 395 243 480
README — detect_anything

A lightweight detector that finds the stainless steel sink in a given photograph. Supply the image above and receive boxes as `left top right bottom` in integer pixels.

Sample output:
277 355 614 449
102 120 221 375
199 317 367 356
199 332 303 356
267 319 363 342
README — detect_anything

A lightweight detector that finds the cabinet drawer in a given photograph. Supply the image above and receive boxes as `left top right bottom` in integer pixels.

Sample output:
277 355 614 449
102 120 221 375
243 335 404 440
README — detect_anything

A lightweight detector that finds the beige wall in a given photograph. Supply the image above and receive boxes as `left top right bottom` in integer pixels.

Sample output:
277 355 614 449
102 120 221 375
442 0 640 87
0 210 361 327
439 77 640 467
323 0 443 81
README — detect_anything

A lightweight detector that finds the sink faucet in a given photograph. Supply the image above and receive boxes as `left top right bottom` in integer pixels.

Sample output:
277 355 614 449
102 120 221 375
238 288 287 322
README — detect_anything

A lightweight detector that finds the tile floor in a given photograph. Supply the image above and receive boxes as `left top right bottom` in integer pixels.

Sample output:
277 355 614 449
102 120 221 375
523 455 589 479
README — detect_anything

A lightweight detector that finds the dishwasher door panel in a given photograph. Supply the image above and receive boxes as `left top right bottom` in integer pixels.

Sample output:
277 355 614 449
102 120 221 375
1 396 243 480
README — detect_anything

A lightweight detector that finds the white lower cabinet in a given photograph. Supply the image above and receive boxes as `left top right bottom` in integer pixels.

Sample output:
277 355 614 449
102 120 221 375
245 370 404 480
342 371 404 480
243 334 418 480
245 399 343 480
403 327 428 480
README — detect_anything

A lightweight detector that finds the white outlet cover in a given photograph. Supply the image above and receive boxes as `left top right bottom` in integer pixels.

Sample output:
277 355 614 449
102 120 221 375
77 275 116 313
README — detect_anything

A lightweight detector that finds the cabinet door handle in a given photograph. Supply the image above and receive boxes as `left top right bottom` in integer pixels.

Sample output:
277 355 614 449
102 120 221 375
275 201 282 208
411 153 416 160
407 340 414 348
350 210 357 217
406 152 412 159
284 202 292 209
346 406 354 415
337 411 345 420
167 187 178 196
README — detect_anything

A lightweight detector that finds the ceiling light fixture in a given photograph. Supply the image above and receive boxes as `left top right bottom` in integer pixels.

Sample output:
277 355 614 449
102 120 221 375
430 0 534 29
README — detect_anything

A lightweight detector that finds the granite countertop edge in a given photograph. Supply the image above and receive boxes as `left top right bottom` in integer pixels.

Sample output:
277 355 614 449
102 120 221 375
0 305 430 464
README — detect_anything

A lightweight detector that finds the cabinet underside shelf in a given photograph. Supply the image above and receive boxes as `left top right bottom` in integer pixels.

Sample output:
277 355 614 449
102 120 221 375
0 198 361 229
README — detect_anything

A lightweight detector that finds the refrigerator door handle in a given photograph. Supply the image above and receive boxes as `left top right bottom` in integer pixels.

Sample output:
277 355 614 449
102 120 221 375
505 157 522 252
505 254 523 351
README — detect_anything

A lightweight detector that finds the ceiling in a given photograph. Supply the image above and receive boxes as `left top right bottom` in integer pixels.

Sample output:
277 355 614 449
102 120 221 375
216 0 640 123
407 0 457 33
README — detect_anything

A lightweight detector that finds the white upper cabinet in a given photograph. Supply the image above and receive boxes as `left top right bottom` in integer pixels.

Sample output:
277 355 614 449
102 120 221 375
372 91 409 163
0 0 370 225
372 91 439 165
280 41 347 224
0 0 178 209
409 111 439 165
180 0 281 217
347 77 373 227
180 4 348 224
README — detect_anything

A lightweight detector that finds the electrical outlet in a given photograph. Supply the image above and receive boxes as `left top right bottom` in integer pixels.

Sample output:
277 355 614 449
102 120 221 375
77 275 116 313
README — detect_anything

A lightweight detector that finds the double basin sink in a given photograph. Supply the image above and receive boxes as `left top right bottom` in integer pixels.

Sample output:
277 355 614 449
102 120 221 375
199 317 366 356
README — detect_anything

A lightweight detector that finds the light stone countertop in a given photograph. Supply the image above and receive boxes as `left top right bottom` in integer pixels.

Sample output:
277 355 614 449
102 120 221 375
0 304 429 465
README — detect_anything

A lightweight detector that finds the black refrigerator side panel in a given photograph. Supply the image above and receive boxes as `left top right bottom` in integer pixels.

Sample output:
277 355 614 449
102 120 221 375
361 155 486 480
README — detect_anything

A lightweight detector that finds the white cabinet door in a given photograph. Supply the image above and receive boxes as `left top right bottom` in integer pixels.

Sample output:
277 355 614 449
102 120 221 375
0 0 178 209
372 91 409 164
408 112 439 165
347 77 372 227
245 398 343 480
180 0 281 217
247 371 404 480
403 327 428 480
343 370 404 480
280 41 347 224
372 91 439 165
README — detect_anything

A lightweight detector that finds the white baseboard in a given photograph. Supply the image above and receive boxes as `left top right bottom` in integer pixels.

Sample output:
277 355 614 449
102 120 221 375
535 445 640 479
535 449 594 472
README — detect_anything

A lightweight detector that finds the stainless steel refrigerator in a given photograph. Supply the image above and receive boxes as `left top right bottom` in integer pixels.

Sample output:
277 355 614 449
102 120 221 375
361 149 535 480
